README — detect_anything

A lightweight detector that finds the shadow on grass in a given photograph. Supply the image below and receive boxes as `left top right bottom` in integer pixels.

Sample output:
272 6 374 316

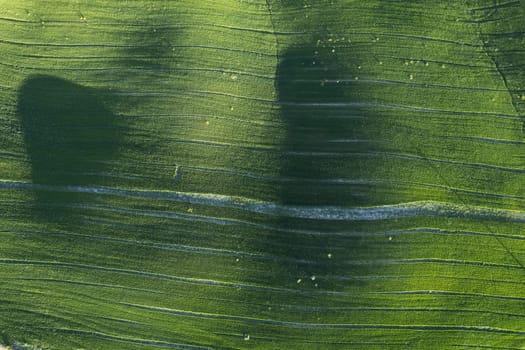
260 42 384 292
16 9 182 226
17 75 121 225
277 45 373 206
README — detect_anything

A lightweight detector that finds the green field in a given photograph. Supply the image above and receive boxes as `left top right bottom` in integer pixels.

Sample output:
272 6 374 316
0 1 524 349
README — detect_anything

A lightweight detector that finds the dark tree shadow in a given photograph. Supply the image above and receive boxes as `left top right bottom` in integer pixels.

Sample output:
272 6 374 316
17 75 121 225
276 45 371 206
265 42 383 291
16 9 182 226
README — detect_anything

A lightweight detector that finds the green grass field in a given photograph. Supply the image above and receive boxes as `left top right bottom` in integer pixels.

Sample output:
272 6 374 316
0 1 524 349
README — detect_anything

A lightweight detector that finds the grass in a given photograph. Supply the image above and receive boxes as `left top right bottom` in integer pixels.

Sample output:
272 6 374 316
0 0 524 349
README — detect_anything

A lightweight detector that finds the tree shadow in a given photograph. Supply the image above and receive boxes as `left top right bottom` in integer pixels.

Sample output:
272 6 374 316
276 45 373 206
266 41 386 291
16 9 182 227
17 75 121 226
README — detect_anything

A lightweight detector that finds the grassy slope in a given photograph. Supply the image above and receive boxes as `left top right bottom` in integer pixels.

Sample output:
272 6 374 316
0 0 523 349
